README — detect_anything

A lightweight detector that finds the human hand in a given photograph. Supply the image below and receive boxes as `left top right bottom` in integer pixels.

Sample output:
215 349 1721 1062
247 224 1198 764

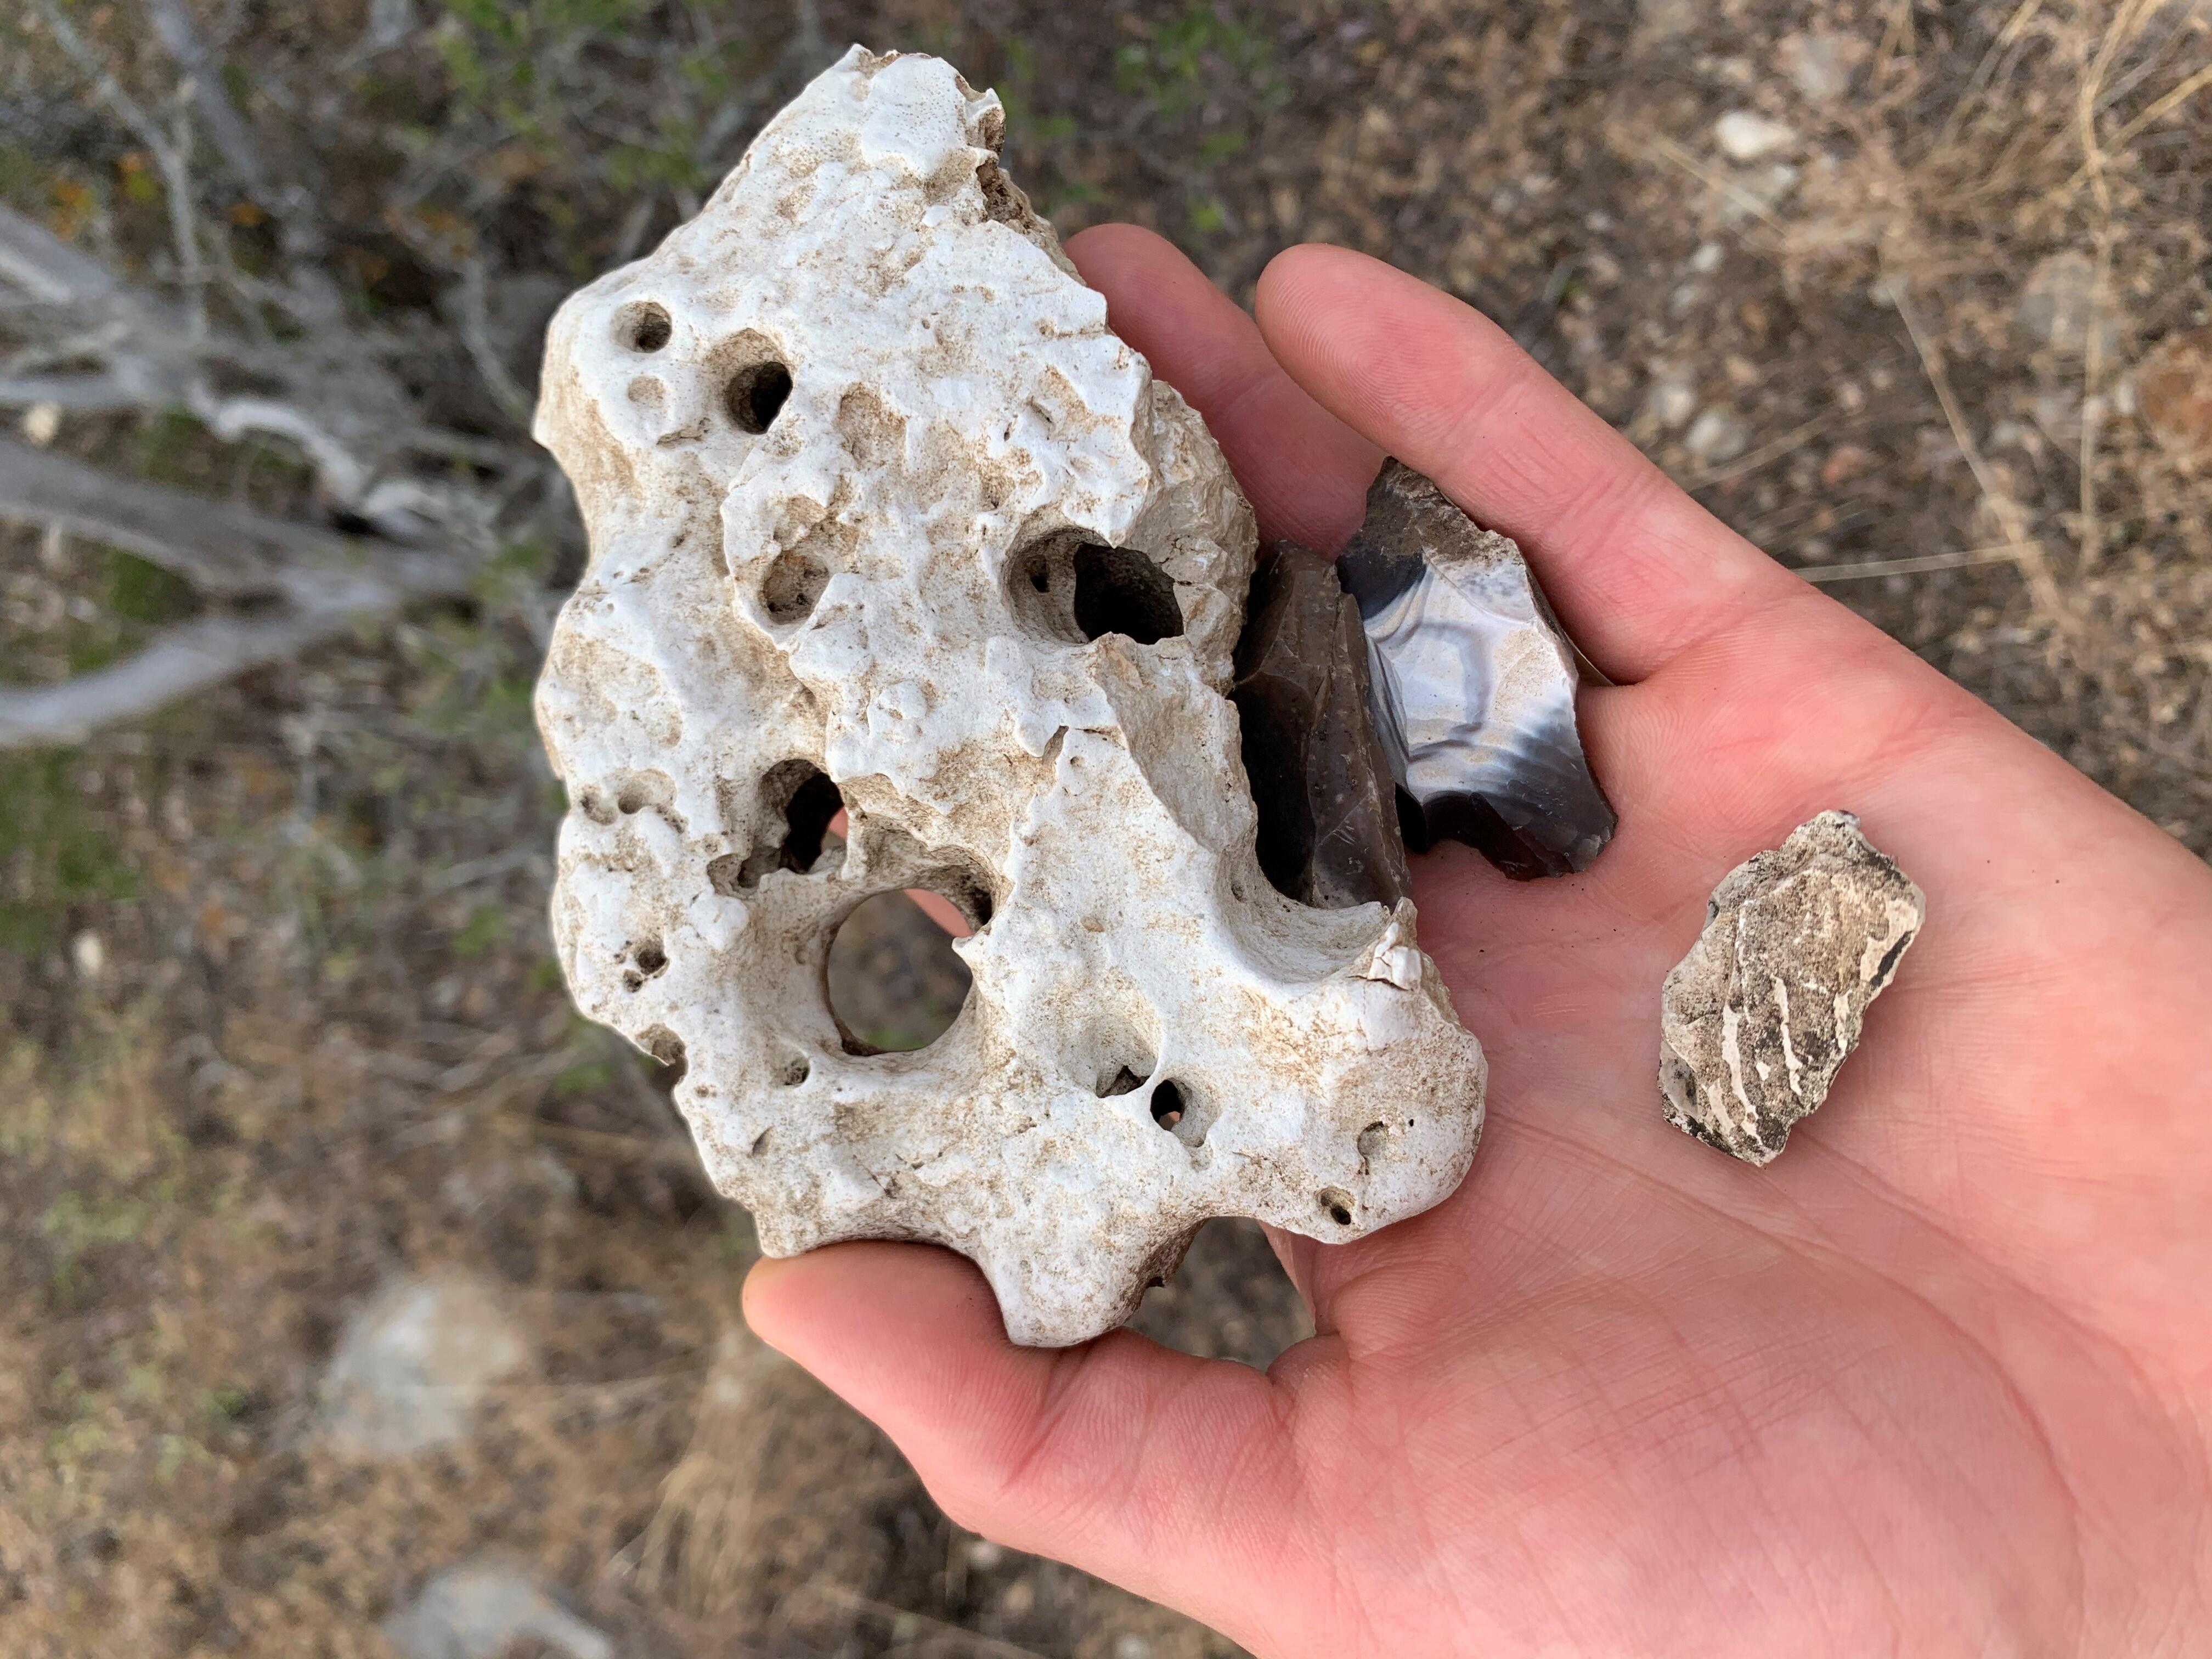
744 227 2212 1656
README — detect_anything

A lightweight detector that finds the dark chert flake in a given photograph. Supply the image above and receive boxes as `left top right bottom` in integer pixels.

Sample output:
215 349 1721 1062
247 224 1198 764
1231 541 1413 910
1338 460 1617 881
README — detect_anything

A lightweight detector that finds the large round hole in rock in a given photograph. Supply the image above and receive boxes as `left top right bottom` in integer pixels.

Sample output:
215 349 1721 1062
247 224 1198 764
727 360 793 433
1073 544 1183 645
825 891 973 1054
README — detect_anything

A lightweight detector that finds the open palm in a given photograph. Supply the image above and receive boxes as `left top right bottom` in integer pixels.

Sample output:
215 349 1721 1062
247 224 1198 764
746 228 2212 1656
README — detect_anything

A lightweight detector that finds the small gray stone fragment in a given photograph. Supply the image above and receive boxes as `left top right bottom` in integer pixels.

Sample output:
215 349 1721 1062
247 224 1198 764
318 1273 529 1458
1659 811 1924 1165
383 1558 612 1659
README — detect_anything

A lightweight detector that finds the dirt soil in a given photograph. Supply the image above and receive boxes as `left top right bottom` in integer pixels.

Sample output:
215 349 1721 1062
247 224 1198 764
3 1 2209 1655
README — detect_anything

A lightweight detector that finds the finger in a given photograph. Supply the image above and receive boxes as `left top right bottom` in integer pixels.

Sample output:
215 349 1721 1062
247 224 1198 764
1065 224 1380 550
743 1242 1304 1631
1255 243 1803 682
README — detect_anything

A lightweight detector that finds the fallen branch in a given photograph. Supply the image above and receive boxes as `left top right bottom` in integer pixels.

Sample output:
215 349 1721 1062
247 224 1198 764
0 438 358 597
0 437 483 749
0 559 478 752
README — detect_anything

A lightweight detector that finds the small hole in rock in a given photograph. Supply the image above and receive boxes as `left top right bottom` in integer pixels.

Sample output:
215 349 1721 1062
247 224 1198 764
623 303 672 352
826 891 973 1055
775 1053 810 1087
727 761 845 889
1030 565 1051 592
727 361 793 433
634 941 667 978
1150 1080 1187 1130
1319 1187 1356 1227
1099 1065 1146 1098
761 548 828 623
1074 544 1183 645
638 1024 685 1071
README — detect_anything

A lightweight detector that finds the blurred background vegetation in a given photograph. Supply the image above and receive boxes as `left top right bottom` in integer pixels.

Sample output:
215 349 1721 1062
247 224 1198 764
2 1 2208 1655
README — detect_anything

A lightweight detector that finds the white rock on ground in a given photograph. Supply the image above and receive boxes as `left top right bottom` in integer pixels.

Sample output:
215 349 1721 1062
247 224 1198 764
383 1558 612 1659
532 48 1485 1347
318 1273 528 1458
1714 110 1799 162
1659 811 1924 1165
1684 407 1750 465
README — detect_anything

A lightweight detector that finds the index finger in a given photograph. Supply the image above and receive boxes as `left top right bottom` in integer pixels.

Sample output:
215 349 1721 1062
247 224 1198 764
1256 244 1802 682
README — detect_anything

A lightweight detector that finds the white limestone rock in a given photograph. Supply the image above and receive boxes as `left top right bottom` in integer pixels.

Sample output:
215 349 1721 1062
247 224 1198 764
531 47 1485 1346
1659 811 1923 1165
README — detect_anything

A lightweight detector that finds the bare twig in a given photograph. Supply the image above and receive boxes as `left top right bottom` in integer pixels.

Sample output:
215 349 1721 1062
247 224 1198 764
1881 266 2068 622
1796 543 2041 583
0 439 374 597
141 0 270 199
1681 413 1836 489
0 441 481 749
30 0 210 319
1937 0 2045 146
2079 235 2112 571
1634 131 1786 235
1 597 429 751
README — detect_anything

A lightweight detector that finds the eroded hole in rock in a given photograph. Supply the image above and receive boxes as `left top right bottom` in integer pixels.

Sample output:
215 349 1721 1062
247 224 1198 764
715 760 845 891
1318 1187 1356 1227
726 361 793 433
774 1050 810 1087
975 158 1034 228
761 548 828 623
1074 544 1183 644
1007 535 1183 646
1098 1065 1147 1098
578 770 680 829
825 890 973 1055
1149 1079 1187 1130
921 861 995 933
637 1023 685 1070
621 302 672 352
621 938 669 994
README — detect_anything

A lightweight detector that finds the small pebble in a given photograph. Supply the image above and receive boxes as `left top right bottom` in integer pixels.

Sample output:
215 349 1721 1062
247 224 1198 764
1684 407 1750 466
1714 111 1798 162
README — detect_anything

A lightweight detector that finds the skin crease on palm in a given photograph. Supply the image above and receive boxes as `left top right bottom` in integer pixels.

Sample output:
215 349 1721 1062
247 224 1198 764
743 226 2212 1657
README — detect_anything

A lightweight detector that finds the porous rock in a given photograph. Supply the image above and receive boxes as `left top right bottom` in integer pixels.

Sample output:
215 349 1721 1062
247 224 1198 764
1659 811 1923 1165
532 48 1484 1346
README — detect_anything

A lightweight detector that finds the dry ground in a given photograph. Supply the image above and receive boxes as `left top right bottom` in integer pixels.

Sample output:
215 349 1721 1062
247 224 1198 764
2 1 2208 1655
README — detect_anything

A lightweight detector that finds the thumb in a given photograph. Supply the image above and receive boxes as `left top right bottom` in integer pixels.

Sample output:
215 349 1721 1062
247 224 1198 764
742 1242 1307 1628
